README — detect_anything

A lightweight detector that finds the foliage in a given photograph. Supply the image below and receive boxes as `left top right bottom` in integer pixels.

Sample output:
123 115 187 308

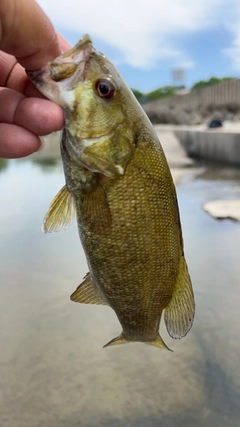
131 89 144 102
131 86 176 103
191 76 234 90
131 76 236 103
0 158 8 173
147 86 176 101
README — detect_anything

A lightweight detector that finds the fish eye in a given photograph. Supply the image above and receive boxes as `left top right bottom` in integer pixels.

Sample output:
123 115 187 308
96 79 115 99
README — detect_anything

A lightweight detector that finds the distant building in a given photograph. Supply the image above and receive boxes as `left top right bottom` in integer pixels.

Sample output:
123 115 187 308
173 86 190 95
172 68 186 88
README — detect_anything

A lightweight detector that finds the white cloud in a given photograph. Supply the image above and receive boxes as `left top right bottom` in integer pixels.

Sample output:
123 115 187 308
222 3 240 70
37 0 240 70
223 44 240 70
179 61 195 70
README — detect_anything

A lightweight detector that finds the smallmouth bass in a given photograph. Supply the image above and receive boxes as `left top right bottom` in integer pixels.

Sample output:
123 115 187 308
27 35 195 350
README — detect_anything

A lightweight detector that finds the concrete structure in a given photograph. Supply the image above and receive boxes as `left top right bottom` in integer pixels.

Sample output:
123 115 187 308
174 126 240 166
144 79 240 111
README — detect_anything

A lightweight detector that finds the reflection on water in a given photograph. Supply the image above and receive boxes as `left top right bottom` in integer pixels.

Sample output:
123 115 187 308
0 157 8 172
0 142 240 427
32 157 59 170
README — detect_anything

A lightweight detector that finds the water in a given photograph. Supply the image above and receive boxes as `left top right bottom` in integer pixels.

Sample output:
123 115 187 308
1 148 240 427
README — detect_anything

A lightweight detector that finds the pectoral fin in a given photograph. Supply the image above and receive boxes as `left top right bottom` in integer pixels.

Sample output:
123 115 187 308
70 273 108 305
43 185 76 233
79 184 112 234
164 256 195 339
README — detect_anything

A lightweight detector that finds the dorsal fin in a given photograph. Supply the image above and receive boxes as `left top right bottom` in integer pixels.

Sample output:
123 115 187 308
42 185 76 233
70 273 108 305
164 256 195 339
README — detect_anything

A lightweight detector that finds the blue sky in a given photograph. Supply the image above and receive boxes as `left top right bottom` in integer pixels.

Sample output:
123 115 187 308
38 0 240 93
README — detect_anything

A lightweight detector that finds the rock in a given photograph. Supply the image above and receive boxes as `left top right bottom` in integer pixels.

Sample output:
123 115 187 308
226 103 240 114
189 113 202 125
225 112 234 121
143 100 240 125
203 200 240 221
233 113 240 122
174 111 191 125
209 111 224 121
143 105 177 124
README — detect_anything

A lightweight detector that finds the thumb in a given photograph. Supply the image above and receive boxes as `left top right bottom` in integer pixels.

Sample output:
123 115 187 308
0 0 61 70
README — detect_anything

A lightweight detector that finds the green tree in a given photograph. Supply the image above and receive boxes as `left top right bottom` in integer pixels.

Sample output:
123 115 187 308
147 86 175 101
131 86 176 103
192 76 234 90
131 89 145 102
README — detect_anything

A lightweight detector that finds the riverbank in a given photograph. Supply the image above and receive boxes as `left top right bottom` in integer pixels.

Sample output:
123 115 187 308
154 126 197 183
156 123 240 221
154 122 240 167
142 79 240 126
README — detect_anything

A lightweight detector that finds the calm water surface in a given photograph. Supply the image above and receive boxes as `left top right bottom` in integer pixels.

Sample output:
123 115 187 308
0 149 240 427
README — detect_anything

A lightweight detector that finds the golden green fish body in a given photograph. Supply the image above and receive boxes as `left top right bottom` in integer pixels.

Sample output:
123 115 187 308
27 35 195 349
74 132 180 343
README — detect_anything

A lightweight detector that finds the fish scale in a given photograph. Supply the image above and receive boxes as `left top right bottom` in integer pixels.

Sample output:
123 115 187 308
26 34 195 350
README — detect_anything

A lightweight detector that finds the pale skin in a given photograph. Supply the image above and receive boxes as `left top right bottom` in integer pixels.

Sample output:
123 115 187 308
0 0 71 158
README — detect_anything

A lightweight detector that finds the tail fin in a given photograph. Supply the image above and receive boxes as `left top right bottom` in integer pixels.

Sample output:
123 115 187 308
145 334 172 351
103 333 172 351
103 334 129 348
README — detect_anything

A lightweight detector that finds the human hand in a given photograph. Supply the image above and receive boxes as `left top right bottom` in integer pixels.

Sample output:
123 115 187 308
0 0 71 158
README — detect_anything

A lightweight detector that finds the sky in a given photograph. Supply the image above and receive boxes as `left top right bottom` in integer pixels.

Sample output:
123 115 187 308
37 0 240 93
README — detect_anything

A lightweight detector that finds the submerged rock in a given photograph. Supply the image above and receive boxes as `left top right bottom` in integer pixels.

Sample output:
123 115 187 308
203 200 240 221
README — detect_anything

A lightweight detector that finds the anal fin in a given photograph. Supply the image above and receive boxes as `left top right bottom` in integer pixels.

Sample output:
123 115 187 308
70 273 108 305
164 256 195 339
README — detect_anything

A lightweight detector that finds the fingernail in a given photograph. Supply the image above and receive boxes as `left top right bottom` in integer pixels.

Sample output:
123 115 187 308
37 137 45 152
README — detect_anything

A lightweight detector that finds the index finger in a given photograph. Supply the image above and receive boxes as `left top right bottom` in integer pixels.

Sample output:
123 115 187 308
0 35 71 96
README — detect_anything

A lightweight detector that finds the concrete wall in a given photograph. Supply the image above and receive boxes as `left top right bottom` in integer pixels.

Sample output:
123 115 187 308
174 129 240 166
144 79 240 110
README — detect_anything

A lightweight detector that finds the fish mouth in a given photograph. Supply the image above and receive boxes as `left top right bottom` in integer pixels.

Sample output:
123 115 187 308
26 35 93 84
26 67 49 86
25 34 94 105
26 69 42 79
60 34 93 63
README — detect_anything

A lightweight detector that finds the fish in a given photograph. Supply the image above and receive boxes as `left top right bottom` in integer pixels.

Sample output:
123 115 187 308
26 34 195 350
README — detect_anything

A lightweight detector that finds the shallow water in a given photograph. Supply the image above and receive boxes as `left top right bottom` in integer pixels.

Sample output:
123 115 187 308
1 148 240 427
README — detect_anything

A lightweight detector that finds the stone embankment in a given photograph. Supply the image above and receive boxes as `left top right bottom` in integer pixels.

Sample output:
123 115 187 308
142 79 240 126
